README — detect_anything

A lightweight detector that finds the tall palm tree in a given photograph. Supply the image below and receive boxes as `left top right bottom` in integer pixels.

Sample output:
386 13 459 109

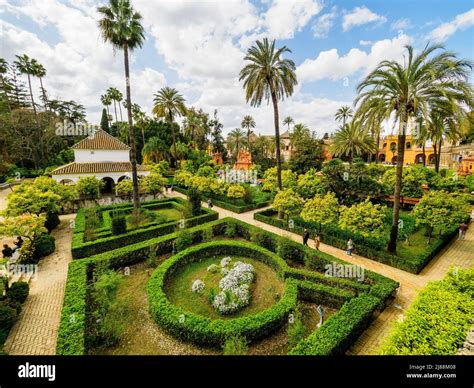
355 97 385 163
100 93 113 126
239 38 297 191
241 115 256 152
227 128 248 162
107 87 122 123
31 59 48 110
0 58 11 112
142 136 168 163
14 54 36 114
335 105 353 128
283 116 294 132
356 44 472 252
98 0 146 213
330 120 375 164
152 86 186 166
131 103 147 145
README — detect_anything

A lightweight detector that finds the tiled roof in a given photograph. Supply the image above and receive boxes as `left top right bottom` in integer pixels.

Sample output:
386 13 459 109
71 129 130 150
51 162 149 175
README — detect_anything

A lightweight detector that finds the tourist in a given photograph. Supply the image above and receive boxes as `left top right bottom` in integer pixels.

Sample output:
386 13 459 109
208 198 213 209
458 222 468 240
303 229 310 246
347 238 354 256
14 236 23 251
2 244 13 259
314 234 321 250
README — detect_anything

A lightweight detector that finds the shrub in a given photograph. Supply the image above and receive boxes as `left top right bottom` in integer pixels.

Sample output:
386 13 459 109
111 215 127 235
0 304 17 344
288 306 306 350
201 227 214 243
33 233 55 261
7 281 29 306
187 187 202 216
175 230 192 252
45 212 60 232
223 335 248 355
277 237 305 264
224 222 237 238
147 245 158 268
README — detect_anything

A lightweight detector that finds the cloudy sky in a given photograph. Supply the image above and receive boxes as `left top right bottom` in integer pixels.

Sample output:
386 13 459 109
1 0 473 136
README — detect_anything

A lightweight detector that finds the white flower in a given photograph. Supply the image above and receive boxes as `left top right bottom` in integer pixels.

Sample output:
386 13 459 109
191 279 205 293
207 264 219 273
220 256 232 268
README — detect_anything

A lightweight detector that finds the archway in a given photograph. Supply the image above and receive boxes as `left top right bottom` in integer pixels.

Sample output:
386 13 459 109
59 179 75 186
391 156 397 164
378 154 386 162
415 154 425 164
428 154 436 165
118 175 131 183
101 177 115 194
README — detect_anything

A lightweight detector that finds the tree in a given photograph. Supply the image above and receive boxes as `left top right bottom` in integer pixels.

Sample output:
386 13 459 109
413 191 470 243
296 169 323 199
272 188 303 221
31 59 48 110
283 116 294 131
100 108 110 132
0 214 47 246
356 44 472 252
173 141 189 166
153 87 186 167
227 128 248 162
300 192 339 233
381 166 428 198
98 0 146 214
226 184 246 203
241 115 256 152
240 38 297 191
338 199 387 239
141 173 167 199
289 124 323 174
115 179 133 200
335 105 353 128
330 120 375 164
210 110 227 158
100 93 113 128
14 54 37 114
77 176 103 200
262 167 297 193
0 58 12 112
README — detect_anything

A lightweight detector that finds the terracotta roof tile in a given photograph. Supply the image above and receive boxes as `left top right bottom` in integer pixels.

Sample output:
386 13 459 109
71 129 130 150
51 162 149 175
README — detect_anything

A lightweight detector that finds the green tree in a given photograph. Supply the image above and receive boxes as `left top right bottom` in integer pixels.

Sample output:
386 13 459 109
0 214 47 247
338 199 386 239
98 0 146 214
115 179 133 200
262 167 297 193
76 176 103 200
296 169 323 199
227 184 246 203
335 105 353 128
100 108 109 132
413 191 470 242
153 87 186 167
289 124 323 174
300 192 339 232
330 120 375 164
227 128 248 162
381 166 428 198
240 38 297 191
356 44 473 252
272 188 303 220
283 116 294 131
241 115 256 152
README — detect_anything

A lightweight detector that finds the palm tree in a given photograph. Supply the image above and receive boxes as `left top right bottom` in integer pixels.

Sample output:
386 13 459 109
107 87 122 123
227 128 248 162
14 54 36 114
239 38 297 191
356 44 472 252
131 103 147 145
100 93 113 126
330 120 375 164
98 0 146 213
335 105 353 128
31 59 48 110
142 136 168 163
283 116 294 131
241 115 256 152
355 97 385 163
152 86 186 166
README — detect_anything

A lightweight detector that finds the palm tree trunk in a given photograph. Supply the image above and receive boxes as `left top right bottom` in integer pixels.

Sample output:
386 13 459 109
432 142 437 169
375 132 380 163
170 112 178 168
436 140 442 172
113 100 118 123
26 74 36 115
119 102 123 122
422 144 426 166
388 121 407 253
270 89 282 191
39 77 48 110
123 43 140 213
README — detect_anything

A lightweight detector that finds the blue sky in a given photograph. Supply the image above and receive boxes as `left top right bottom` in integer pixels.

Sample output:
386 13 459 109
1 0 473 136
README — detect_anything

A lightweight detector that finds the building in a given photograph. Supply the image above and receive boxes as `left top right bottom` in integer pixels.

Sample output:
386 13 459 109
51 129 149 193
378 134 436 165
457 154 474 176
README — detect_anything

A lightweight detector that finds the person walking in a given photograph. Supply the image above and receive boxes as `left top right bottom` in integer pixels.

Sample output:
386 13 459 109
458 222 468 240
207 198 213 209
303 229 310 246
347 238 354 256
314 234 321 250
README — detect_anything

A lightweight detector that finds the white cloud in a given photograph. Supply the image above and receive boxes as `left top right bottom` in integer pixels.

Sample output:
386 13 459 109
342 6 387 31
297 33 412 82
429 9 474 41
391 18 412 31
312 6 337 39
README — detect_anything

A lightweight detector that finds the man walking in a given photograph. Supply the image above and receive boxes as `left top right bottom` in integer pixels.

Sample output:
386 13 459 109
458 222 468 240
303 229 310 246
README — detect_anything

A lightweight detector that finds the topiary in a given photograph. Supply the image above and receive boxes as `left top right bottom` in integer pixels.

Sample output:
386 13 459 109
7 281 29 306
175 230 193 252
45 212 60 232
32 234 56 262
187 187 202 216
111 215 127 235
0 304 17 343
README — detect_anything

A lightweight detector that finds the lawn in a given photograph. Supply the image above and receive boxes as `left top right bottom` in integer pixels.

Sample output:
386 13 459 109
165 256 285 320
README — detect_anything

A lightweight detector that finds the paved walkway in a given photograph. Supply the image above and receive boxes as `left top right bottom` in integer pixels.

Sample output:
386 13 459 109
168 191 474 354
2 213 74 355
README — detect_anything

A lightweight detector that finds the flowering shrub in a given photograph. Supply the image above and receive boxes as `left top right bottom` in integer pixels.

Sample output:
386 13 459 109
191 279 205 293
207 264 219 273
212 258 255 315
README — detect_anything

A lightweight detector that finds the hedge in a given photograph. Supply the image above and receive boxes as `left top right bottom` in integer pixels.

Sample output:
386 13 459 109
289 295 380 355
174 185 271 213
255 208 468 274
71 197 218 259
148 241 298 346
57 217 398 355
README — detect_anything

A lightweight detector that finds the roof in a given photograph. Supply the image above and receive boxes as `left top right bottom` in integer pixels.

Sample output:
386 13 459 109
71 129 130 150
51 162 149 175
280 130 291 138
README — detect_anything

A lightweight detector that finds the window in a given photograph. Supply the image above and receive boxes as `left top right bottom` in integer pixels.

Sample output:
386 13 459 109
383 143 387 148
90 151 95 155
406 142 411 149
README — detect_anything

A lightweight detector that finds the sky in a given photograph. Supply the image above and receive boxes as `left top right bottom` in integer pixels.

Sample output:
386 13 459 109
1 0 473 137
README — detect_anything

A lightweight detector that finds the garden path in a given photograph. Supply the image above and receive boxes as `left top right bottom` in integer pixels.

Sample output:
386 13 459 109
167 191 474 354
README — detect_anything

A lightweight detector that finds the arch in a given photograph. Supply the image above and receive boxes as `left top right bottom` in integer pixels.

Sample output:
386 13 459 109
406 142 411 150
59 178 75 186
378 153 386 162
101 177 115 194
117 175 131 183
415 154 425 164
382 143 387 148
391 156 397 164
428 154 436 165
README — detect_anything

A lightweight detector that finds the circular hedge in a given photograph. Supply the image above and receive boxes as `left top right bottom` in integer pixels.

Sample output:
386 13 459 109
147 240 298 347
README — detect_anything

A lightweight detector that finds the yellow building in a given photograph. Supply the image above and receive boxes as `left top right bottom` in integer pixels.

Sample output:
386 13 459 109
378 135 435 165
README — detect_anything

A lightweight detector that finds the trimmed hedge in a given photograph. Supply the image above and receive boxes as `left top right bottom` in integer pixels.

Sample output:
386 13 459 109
148 241 298 346
289 295 380 355
71 197 218 259
255 208 468 274
174 185 271 213
58 217 398 355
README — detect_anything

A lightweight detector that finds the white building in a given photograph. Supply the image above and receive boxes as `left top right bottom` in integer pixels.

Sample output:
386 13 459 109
51 129 149 193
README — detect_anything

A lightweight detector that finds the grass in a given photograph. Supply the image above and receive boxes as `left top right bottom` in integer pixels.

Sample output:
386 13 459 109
125 207 182 230
397 226 443 259
165 256 285 320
